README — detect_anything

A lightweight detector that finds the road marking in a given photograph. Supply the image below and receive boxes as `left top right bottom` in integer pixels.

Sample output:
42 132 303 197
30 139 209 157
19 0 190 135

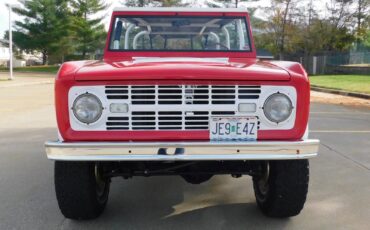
321 143 370 171
311 130 370 133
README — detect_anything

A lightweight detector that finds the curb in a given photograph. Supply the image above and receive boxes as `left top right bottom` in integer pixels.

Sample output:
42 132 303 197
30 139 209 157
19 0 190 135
311 86 370 100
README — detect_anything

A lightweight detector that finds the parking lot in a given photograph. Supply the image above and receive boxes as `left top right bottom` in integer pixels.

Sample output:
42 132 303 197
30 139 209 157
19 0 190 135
0 74 369 230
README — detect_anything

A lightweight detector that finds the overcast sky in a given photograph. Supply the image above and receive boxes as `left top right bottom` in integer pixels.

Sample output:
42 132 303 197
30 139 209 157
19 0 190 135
0 0 331 39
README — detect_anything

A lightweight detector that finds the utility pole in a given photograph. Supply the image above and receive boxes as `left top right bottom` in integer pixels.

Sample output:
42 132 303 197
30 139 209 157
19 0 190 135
6 4 14 80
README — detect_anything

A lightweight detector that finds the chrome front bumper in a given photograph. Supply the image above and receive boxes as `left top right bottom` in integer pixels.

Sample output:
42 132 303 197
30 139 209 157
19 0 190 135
45 139 319 161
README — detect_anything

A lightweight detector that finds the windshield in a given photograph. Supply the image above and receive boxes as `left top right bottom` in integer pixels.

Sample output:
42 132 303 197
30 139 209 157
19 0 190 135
109 16 251 52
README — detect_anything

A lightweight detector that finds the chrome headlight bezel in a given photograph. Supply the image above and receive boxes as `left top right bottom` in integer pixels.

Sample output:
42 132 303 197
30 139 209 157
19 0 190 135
263 93 293 123
72 93 103 124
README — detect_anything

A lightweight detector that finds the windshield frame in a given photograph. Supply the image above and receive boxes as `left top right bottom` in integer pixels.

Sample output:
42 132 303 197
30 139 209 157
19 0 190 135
108 15 253 53
104 11 256 59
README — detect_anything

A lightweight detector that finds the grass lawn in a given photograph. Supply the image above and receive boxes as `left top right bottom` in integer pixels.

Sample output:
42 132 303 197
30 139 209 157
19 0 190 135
0 65 59 74
310 75 370 94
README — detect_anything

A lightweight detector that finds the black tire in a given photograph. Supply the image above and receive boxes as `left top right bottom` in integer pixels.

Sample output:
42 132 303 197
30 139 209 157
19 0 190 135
252 160 309 218
54 161 110 220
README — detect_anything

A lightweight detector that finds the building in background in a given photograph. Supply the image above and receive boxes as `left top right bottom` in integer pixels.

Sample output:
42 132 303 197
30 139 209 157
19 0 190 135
0 39 42 67
0 39 10 67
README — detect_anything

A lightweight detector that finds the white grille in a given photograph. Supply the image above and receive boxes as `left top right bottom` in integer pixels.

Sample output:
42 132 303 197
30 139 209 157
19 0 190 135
68 85 297 131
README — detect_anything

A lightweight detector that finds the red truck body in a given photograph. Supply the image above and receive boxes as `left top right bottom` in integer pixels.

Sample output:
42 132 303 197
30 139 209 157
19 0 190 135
47 8 319 220
55 10 310 142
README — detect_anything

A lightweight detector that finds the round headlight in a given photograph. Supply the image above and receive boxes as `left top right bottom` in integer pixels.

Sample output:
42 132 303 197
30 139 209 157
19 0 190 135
72 93 103 124
263 93 293 123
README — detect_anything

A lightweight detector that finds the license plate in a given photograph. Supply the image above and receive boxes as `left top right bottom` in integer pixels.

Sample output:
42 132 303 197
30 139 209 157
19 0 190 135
210 116 258 141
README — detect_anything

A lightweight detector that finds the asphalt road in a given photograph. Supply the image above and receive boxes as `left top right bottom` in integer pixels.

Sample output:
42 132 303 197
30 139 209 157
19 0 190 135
0 78 369 230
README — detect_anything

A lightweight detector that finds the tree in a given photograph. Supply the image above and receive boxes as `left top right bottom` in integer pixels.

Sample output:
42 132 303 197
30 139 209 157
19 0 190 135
53 0 74 63
256 0 300 59
363 30 370 48
305 19 354 52
70 0 108 59
326 0 354 29
12 0 70 64
207 0 258 8
154 0 188 6
325 0 355 51
353 0 370 49
277 0 296 59
300 0 320 56
248 7 266 28
3 31 24 59
123 0 151 7
121 0 187 7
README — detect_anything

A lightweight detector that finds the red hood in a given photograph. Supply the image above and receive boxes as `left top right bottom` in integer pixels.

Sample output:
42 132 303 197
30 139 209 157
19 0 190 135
74 58 290 81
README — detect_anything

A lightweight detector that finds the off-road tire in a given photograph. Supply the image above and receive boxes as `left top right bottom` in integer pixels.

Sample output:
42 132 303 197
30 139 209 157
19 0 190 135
54 161 110 220
252 160 309 218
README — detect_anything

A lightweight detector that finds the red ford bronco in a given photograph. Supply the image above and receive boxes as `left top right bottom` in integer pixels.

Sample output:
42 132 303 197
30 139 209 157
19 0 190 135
45 7 319 220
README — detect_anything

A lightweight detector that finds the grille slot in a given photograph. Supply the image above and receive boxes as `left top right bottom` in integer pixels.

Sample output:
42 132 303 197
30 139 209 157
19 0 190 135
159 110 183 130
185 111 209 130
158 86 183 105
211 86 236 104
158 110 182 130
131 86 156 105
211 111 236 115
106 116 129 130
238 86 261 99
131 111 156 130
105 86 129 100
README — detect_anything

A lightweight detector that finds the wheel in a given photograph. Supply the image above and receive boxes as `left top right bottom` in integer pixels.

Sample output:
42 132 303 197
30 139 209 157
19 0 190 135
54 161 110 220
252 160 309 218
